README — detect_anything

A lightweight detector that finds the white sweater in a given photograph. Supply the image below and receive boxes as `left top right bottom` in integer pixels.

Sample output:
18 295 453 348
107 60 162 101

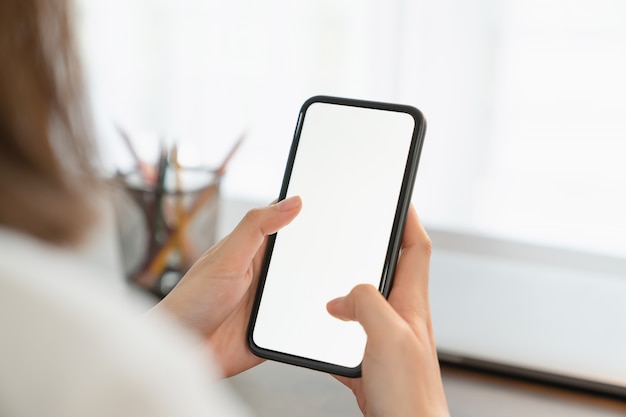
0 227 252 417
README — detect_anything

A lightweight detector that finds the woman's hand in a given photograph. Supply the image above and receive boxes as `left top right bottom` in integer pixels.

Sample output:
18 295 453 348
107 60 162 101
326 206 449 417
154 196 302 377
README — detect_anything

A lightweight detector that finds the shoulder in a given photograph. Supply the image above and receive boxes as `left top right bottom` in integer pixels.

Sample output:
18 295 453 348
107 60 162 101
0 228 252 417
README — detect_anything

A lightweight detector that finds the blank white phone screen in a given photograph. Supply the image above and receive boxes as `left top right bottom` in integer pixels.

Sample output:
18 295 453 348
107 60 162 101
252 102 416 369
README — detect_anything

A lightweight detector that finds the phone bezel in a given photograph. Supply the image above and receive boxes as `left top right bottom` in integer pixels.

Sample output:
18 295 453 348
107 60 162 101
247 95 427 377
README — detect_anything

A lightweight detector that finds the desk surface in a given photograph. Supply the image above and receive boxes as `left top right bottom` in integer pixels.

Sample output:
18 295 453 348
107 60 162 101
218 199 625 416
225 361 626 417
441 365 625 417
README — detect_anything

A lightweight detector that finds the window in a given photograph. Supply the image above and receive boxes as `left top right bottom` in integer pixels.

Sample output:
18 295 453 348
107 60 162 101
75 0 401 200
75 0 626 259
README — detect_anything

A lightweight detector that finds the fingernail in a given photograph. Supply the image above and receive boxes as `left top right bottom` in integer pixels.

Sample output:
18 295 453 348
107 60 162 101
275 195 301 212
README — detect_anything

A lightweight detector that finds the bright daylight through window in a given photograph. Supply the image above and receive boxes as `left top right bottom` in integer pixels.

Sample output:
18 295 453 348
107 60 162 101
75 0 626 259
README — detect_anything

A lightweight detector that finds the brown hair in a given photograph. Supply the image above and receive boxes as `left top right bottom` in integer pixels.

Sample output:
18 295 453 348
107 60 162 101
0 0 99 245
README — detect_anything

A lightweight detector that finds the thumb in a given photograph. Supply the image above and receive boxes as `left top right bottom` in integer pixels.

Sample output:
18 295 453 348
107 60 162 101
327 284 401 344
217 196 302 267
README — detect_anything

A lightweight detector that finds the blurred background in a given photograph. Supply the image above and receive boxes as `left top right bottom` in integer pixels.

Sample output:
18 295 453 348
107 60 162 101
72 0 626 408
75 0 626 257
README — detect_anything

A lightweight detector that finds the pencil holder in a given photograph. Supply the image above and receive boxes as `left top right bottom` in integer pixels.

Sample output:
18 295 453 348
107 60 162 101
112 165 221 298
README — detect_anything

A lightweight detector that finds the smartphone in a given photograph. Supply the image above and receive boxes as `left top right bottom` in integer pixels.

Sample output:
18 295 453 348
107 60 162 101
247 96 426 377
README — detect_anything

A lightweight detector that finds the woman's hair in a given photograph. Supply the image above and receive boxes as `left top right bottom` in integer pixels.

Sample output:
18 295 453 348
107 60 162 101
0 0 99 245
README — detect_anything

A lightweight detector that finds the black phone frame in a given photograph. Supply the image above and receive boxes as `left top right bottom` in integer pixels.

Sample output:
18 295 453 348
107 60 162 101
247 95 427 378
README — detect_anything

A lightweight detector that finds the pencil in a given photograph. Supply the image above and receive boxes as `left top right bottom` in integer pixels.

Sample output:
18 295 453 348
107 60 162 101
115 123 156 185
149 143 168 255
135 133 243 290
171 145 195 266
215 131 246 176
137 182 219 287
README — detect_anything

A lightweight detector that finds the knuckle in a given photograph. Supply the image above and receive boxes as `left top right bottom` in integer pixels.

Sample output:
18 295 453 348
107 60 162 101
241 206 273 237
420 234 433 256
239 208 264 237
350 283 379 299
242 207 262 225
